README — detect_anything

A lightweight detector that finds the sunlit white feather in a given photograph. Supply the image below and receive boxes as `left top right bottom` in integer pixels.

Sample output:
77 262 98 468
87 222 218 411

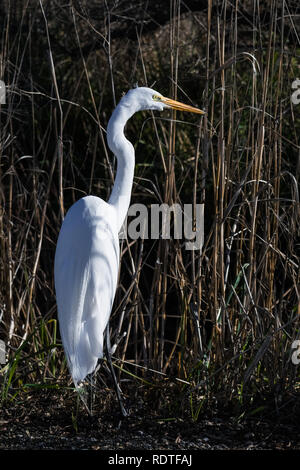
54 87 171 386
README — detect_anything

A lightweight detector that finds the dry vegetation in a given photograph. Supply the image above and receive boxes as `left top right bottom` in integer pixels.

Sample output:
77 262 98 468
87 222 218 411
0 0 299 424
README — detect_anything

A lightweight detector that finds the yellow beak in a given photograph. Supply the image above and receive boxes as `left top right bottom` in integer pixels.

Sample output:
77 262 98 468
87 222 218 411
160 96 205 114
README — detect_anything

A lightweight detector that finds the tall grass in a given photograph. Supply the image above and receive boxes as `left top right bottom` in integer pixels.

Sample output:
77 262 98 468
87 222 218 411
0 0 299 415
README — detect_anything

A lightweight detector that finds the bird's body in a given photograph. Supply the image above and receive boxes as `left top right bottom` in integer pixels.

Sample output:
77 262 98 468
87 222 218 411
54 87 203 401
54 196 119 384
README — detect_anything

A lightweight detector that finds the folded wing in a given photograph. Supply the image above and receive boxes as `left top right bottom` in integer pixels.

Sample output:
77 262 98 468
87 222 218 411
54 196 119 385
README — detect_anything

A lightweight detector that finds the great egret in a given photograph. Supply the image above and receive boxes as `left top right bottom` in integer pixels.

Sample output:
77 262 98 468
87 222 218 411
54 86 204 416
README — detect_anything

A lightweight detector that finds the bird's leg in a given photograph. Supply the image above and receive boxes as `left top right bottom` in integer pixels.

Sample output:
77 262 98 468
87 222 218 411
109 331 127 355
88 371 97 416
75 382 92 416
105 326 128 418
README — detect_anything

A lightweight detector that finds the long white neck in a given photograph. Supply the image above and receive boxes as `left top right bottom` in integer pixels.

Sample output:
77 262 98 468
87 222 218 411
107 103 135 232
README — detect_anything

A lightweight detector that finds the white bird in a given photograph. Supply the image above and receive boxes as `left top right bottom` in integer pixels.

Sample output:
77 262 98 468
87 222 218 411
54 86 204 415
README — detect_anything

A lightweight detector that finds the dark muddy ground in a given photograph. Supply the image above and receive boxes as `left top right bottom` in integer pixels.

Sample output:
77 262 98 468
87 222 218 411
0 387 299 450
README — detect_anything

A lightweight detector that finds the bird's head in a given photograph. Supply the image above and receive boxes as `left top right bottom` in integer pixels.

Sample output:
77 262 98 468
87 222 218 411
107 86 205 155
121 86 205 115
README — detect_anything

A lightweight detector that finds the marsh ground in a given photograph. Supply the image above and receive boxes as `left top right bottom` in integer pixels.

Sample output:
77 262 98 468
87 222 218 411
1 389 299 450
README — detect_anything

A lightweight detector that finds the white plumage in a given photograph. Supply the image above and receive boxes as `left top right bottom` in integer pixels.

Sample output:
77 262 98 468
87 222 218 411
54 196 119 384
54 86 203 394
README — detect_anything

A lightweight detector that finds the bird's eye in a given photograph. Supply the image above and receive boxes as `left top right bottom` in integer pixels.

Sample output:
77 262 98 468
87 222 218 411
152 94 161 101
